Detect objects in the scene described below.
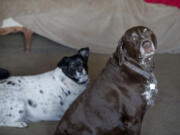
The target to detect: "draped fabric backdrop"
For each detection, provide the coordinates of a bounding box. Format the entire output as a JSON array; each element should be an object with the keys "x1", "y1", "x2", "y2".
[{"x1": 1, "y1": 0, "x2": 180, "y2": 54}]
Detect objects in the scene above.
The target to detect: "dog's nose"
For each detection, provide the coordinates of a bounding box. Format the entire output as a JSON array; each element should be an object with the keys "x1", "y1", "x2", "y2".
[
  {"x1": 142, "y1": 41, "x2": 152, "y2": 49},
  {"x1": 78, "y1": 67, "x2": 83, "y2": 72},
  {"x1": 142, "y1": 41, "x2": 154, "y2": 53}
]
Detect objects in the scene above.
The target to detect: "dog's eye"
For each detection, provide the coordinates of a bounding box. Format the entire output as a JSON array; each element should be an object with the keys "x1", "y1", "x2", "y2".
[
  {"x1": 131, "y1": 33, "x2": 139, "y2": 41},
  {"x1": 143, "y1": 28, "x2": 152, "y2": 38}
]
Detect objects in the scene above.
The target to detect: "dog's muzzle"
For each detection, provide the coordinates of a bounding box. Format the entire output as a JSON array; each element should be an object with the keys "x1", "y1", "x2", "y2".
[{"x1": 142, "y1": 40, "x2": 154, "y2": 54}]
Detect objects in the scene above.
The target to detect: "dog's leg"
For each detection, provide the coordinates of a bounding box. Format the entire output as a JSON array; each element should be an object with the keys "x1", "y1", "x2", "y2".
[
  {"x1": 0, "y1": 94, "x2": 28, "y2": 128},
  {"x1": 22, "y1": 27, "x2": 33, "y2": 53},
  {"x1": 0, "y1": 122, "x2": 28, "y2": 128}
]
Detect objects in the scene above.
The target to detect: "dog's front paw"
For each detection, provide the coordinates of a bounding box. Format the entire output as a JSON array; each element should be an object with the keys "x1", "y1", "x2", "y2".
[
  {"x1": 0, "y1": 122, "x2": 29, "y2": 128},
  {"x1": 18, "y1": 122, "x2": 29, "y2": 128}
]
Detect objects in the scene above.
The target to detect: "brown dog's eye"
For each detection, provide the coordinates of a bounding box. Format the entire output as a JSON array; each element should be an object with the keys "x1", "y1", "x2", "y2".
[
  {"x1": 131, "y1": 33, "x2": 139, "y2": 42},
  {"x1": 143, "y1": 28, "x2": 152, "y2": 38}
]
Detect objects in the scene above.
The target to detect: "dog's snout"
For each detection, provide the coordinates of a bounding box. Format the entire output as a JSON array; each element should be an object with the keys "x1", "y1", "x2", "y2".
[
  {"x1": 78, "y1": 67, "x2": 83, "y2": 72},
  {"x1": 142, "y1": 41, "x2": 152, "y2": 49},
  {"x1": 142, "y1": 40, "x2": 154, "y2": 54}
]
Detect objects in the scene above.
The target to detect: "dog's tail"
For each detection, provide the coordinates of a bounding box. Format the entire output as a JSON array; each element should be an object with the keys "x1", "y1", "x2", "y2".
[{"x1": 0, "y1": 68, "x2": 10, "y2": 80}]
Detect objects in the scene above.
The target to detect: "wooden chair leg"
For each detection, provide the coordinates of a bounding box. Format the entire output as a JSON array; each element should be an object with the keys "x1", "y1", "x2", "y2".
[
  {"x1": 22, "y1": 27, "x2": 33, "y2": 53},
  {"x1": 0, "y1": 27, "x2": 33, "y2": 53}
]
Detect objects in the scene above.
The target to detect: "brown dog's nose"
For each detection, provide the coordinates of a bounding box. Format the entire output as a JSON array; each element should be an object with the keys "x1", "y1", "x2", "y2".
[
  {"x1": 142, "y1": 41, "x2": 151, "y2": 49},
  {"x1": 142, "y1": 41, "x2": 154, "y2": 53}
]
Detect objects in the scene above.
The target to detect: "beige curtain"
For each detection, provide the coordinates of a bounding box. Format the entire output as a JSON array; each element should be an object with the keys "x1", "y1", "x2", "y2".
[{"x1": 1, "y1": 0, "x2": 180, "y2": 54}]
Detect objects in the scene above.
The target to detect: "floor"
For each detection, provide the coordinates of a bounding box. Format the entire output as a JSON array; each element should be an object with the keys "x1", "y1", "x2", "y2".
[{"x1": 0, "y1": 33, "x2": 180, "y2": 135}]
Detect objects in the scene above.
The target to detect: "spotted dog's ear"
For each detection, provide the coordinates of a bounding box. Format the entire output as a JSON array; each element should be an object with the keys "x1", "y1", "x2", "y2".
[
  {"x1": 57, "y1": 57, "x2": 70, "y2": 68},
  {"x1": 78, "y1": 47, "x2": 90, "y2": 62},
  {"x1": 113, "y1": 37, "x2": 125, "y2": 66}
]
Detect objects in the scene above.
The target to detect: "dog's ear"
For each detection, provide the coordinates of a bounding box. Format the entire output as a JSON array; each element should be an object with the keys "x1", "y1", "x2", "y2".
[
  {"x1": 151, "y1": 33, "x2": 157, "y2": 49},
  {"x1": 57, "y1": 57, "x2": 70, "y2": 68},
  {"x1": 78, "y1": 47, "x2": 89, "y2": 62},
  {"x1": 113, "y1": 37, "x2": 125, "y2": 65}
]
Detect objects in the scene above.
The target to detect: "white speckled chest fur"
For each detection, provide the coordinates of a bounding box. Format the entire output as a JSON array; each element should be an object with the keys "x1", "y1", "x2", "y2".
[{"x1": 142, "y1": 74, "x2": 158, "y2": 106}]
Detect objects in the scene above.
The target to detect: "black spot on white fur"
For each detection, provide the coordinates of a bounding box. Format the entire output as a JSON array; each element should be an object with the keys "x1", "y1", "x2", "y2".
[
  {"x1": 64, "y1": 90, "x2": 71, "y2": 96},
  {"x1": 7, "y1": 81, "x2": 15, "y2": 86},
  {"x1": 60, "y1": 101, "x2": 64, "y2": 106},
  {"x1": 61, "y1": 77, "x2": 65, "y2": 82},
  {"x1": 28, "y1": 100, "x2": 37, "y2": 108},
  {"x1": 61, "y1": 88, "x2": 68, "y2": 96},
  {"x1": 68, "y1": 91, "x2": 71, "y2": 95},
  {"x1": 39, "y1": 90, "x2": 44, "y2": 94},
  {"x1": 19, "y1": 110, "x2": 23, "y2": 114},
  {"x1": 65, "y1": 92, "x2": 68, "y2": 96},
  {"x1": 58, "y1": 95, "x2": 62, "y2": 99}
]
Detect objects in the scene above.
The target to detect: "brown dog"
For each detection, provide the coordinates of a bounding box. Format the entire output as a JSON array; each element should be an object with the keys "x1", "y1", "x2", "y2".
[{"x1": 54, "y1": 26, "x2": 158, "y2": 135}]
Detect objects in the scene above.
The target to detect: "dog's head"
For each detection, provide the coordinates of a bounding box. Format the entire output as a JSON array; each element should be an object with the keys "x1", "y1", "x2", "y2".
[
  {"x1": 58, "y1": 47, "x2": 89, "y2": 84},
  {"x1": 114, "y1": 26, "x2": 157, "y2": 68}
]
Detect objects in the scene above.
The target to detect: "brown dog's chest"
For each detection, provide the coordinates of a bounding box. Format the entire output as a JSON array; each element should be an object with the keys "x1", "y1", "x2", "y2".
[
  {"x1": 83, "y1": 69, "x2": 148, "y2": 125},
  {"x1": 142, "y1": 75, "x2": 158, "y2": 106},
  {"x1": 119, "y1": 64, "x2": 158, "y2": 106}
]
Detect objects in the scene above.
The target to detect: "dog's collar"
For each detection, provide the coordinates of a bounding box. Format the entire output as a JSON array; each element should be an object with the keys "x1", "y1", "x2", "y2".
[
  {"x1": 123, "y1": 62, "x2": 152, "y2": 80},
  {"x1": 110, "y1": 57, "x2": 152, "y2": 80},
  {"x1": 119, "y1": 49, "x2": 154, "y2": 79}
]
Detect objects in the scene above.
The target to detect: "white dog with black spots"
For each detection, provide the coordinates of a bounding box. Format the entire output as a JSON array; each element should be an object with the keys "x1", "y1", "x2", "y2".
[{"x1": 0, "y1": 47, "x2": 89, "y2": 128}]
